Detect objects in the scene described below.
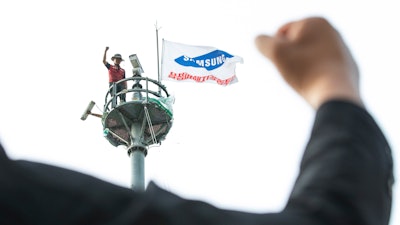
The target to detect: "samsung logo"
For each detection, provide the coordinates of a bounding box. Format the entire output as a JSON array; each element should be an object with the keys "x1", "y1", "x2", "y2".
[{"x1": 174, "y1": 50, "x2": 234, "y2": 71}]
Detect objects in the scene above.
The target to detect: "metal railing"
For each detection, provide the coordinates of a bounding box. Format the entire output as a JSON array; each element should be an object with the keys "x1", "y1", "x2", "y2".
[{"x1": 103, "y1": 76, "x2": 170, "y2": 112}]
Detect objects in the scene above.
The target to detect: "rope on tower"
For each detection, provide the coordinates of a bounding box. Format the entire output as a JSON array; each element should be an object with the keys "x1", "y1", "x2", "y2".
[
  {"x1": 104, "y1": 128, "x2": 129, "y2": 146},
  {"x1": 95, "y1": 102, "x2": 104, "y2": 114},
  {"x1": 144, "y1": 105, "x2": 157, "y2": 145}
]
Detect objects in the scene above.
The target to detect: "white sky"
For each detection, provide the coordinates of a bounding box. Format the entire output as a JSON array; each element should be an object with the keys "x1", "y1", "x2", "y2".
[{"x1": 0, "y1": 0, "x2": 399, "y2": 224}]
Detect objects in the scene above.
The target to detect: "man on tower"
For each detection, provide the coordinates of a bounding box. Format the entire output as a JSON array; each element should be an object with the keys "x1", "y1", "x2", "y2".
[{"x1": 103, "y1": 46, "x2": 127, "y2": 104}]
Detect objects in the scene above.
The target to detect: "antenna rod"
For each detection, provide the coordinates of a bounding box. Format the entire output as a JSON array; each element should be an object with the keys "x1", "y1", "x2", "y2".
[{"x1": 155, "y1": 22, "x2": 161, "y2": 94}]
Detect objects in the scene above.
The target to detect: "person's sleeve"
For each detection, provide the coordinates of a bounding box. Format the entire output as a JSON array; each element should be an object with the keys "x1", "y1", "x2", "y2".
[
  {"x1": 105, "y1": 62, "x2": 110, "y2": 69},
  {"x1": 285, "y1": 100, "x2": 394, "y2": 225}
]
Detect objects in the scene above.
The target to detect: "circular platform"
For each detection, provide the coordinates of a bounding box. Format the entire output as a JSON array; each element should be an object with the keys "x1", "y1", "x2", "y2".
[{"x1": 102, "y1": 99, "x2": 173, "y2": 148}]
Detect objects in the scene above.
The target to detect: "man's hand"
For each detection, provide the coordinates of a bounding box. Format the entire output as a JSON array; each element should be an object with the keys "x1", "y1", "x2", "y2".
[
  {"x1": 255, "y1": 17, "x2": 363, "y2": 109},
  {"x1": 103, "y1": 47, "x2": 109, "y2": 64}
]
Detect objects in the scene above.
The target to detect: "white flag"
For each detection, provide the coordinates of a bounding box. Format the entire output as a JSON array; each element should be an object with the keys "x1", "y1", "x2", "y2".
[{"x1": 161, "y1": 39, "x2": 243, "y2": 86}]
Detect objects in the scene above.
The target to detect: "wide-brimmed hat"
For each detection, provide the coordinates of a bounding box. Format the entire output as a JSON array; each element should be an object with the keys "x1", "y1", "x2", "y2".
[{"x1": 111, "y1": 54, "x2": 124, "y2": 61}]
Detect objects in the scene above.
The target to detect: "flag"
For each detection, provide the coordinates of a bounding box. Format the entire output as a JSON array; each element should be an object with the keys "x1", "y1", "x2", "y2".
[{"x1": 161, "y1": 39, "x2": 243, "y2": 86}]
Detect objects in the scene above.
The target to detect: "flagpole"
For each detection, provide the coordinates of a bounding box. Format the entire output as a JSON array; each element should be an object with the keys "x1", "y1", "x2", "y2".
[{"x1": 155, "y1": 22, "x2": 162, "y2": 94}]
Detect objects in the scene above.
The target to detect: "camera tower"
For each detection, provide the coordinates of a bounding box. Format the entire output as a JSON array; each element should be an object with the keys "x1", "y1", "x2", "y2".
[{"x1": 81, "y1": 26, "x2": 173, "y2": 192}]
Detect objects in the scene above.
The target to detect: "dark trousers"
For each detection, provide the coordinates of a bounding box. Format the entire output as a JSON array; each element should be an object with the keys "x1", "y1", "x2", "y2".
[{"x1": 109, "y1": 82, "x2": 126, "y2": 102}]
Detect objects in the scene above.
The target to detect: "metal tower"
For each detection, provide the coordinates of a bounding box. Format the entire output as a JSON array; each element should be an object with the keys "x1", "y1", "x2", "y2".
[{"x1": 81, "y1": 54, "x2": 174, "y2": 192}]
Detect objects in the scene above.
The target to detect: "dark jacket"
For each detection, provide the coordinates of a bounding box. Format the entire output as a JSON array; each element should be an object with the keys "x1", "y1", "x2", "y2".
[{"x1": 0, "y1": 100, "x2": 393, "y2": 225}]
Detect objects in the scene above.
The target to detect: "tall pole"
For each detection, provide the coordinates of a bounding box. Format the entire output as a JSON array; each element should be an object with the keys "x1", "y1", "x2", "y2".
[
  {"x1": 155, "y1": 22, "x2": 162, "y2": 95},
  {"x1": 130, "y1": 149, "x2": 145, "y2": 191},
  {"x1": 129, "y1": 120, "x2": 147, "y2": 192}
]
